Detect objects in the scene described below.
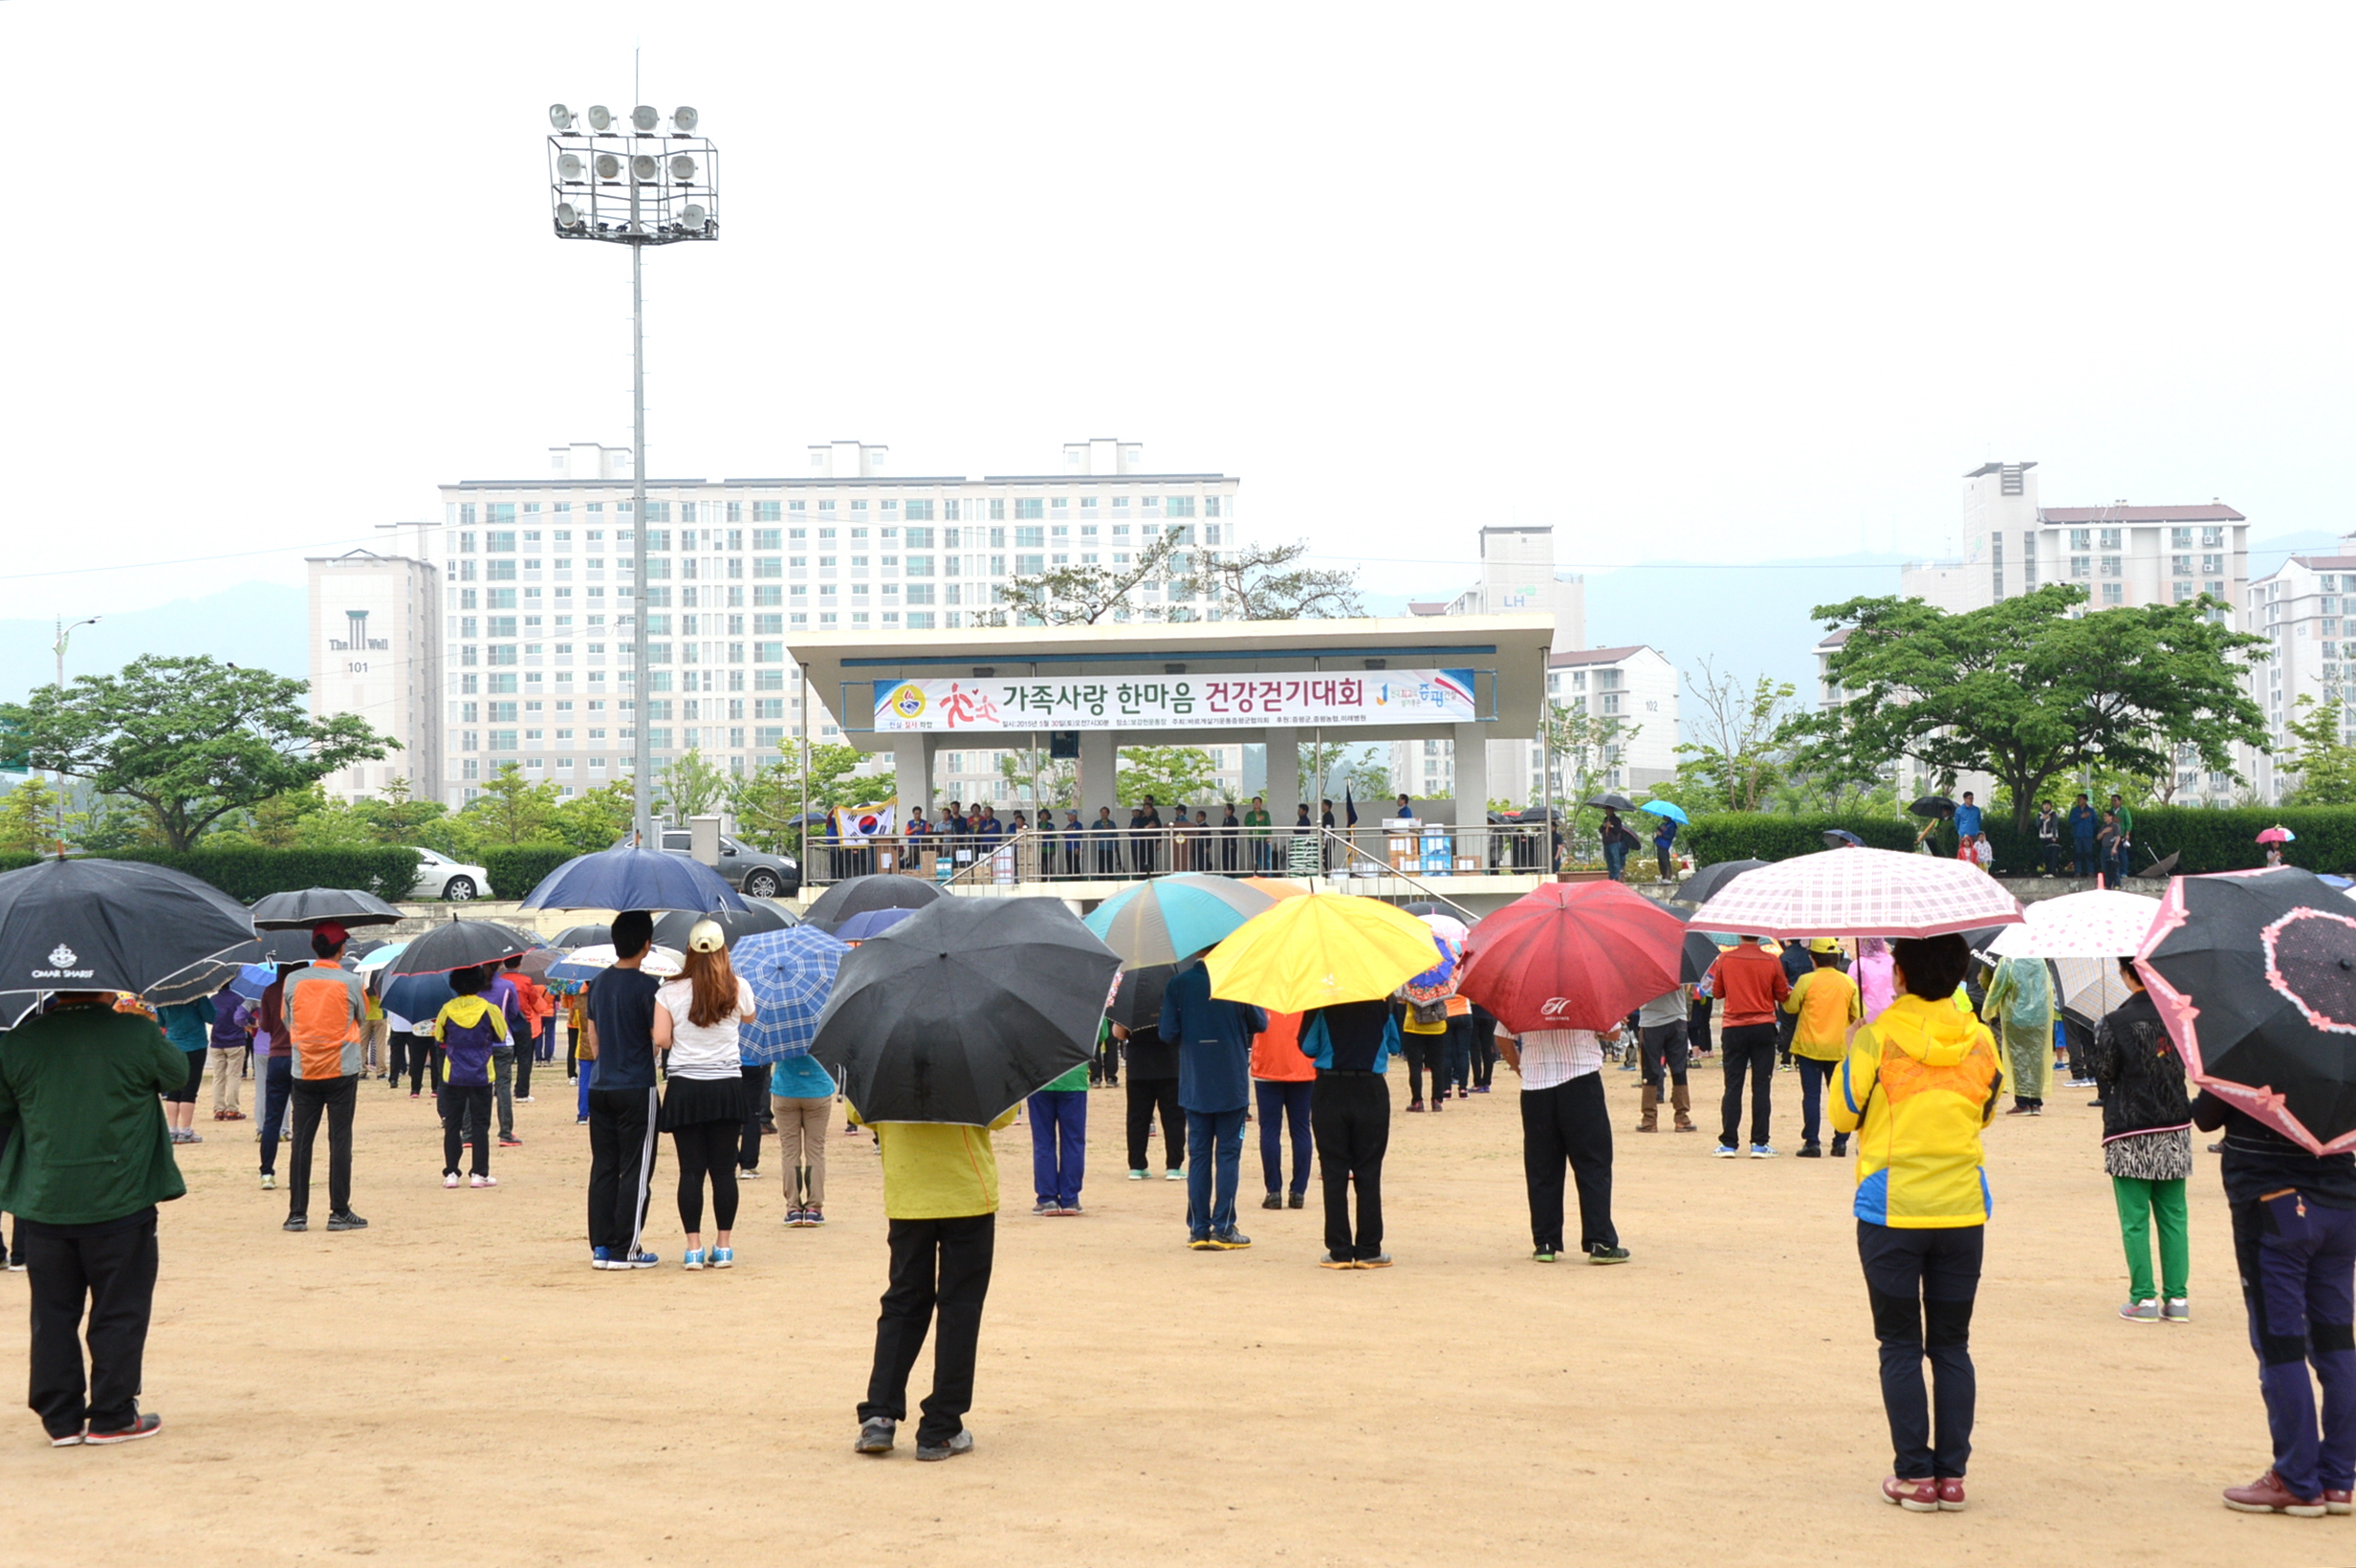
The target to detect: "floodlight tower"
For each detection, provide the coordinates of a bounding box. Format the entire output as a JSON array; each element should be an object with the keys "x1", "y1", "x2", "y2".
[{"x1": 546, "y1": 101, "x2": 719, "y2": 847}]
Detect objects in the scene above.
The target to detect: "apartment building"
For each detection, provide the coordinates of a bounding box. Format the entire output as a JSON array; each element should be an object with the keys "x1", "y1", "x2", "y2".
[
  {"x1": 306, "y1": 551, "x2": 442, "y2": 802},
  {"x1": 1539, "y1": 645, "x2": 1680, "y2": 796},
  {"x1": 2242, "y1": 543, "x2": 2356, "y2": 804}
]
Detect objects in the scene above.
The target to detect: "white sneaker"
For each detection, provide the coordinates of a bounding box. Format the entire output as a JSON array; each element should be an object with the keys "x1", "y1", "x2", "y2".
[
  {"x1": 1166, "y1": 1167, "x2": 1186, "y2": 1182},
  {"x1": 444, "y1": 1173, "x2": 461, "y2": 1189},
  {"x1": 470, "y1": 1174, "x2": 497, "y2": 1188}
]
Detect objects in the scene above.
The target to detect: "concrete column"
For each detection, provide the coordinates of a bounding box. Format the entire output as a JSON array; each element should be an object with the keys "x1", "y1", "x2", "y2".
[
  {"x1": 892, "y1": 733, "x2": 934, "y2": 818},
  {"x1": 1452, "y1": 724, "x2": 1489, "y2": 835},
  {"x1": 1263, "y1": 728, "x2": 1298, "y2": 821},
  {"x1": 1079, "y1": 730, "x2": 1119, "y2": 817}
]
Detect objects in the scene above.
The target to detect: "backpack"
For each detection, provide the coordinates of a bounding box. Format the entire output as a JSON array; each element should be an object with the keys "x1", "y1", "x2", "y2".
[{"x1": 1407, "y1": 996, "x2": 1450, "y2": 1028}]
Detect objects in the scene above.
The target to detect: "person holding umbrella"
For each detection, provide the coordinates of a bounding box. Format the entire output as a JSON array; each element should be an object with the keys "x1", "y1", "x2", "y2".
[
  {"x1": 654, "y1": 921, "x2": 757, "y2": 1270},
  {"x1": 1160, "y1": 956, "x2": 1269, "y2": 1251},
  {"x1": 1494, "y1": 1017, "x2": 1629, "y2": 1264},
  {"x1": 2086, "y1": 959, "x2": 2192, "y2": 1324},
  {"x1": 1829, "y1": 933, "x2": 2002, "y2": 1514}
]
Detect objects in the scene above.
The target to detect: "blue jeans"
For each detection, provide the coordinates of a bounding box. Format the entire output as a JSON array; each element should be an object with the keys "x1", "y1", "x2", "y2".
[
  {"x1": 1603, "y1": 840, "x2": 1628, "y2": 882},
  {"x1": 1185, "y1": 1106, "x2": 1247, "y2": 1239},
  {"x1": 1797, "y1": 1056, "x2": 1835, "y2": 1147},
  {"x1": 255, "y1": 1056, "x2": 294, "y2": 1174},
  {"x1": 1027, "y1": 1089, "x2": 1087, "y2": 1209},
  {"x1": 1254, "y1": 1079, "x2": 1314, "y2": 1197},
  {"x1": 2233, "y1": 1194, "x2": 2356, "y2": 1499},
  {"x1": 577, "y1": 1053, "x2": 596, "y2": 1121},
  {"x1": 2073, "y1": 842, "x2": 2097, "y2": 877}
]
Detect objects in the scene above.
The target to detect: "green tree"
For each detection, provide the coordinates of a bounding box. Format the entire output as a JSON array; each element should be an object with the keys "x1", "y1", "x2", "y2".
[
  {"x1": 2283, "y1": 696, "x2": 2356, "y2": 806},
  {"x1": 1797, "y1": 586, "x2": 2269, "y2": 835},
  {"x1": 0, "y1": 655, "x2": 393, "y2": 851},
  {"x1": 731, "y1": 741, "x2": 870, "y2": 855},
  {"x1": 1672, "y1": 658, "x2": 1797, "y2": 814},
  {"x1": 1117, "y1": 745, "x2": 1219, "y2": 808},
  {"x1": 0, "y1": 777, "x2": 65, "y2": 854},
  {"x1": 548, "y1": 780, "x2": 640, "y2": 853},
  {"x1": 985, "y1": 533, "x2": 1185, "y2": 627},
  {"x1": 462, "y1": 763, "x2": 560, "y2": 846},
  {"x1": 355, "y1": 776, "x2": 449, "y2": 845},
  {"x1": 996, "y1": 749, "x2": 1078, "y2": 813},
  {"x1": 656, "y1": 749, "x2": 731, "y2": 822},
  {"x1": 1541, "y1": 700, "x2": 1642, "y2": 811},
  {"x1": 1182, "y1": 540, "x2": 1363, "y2": 620}
]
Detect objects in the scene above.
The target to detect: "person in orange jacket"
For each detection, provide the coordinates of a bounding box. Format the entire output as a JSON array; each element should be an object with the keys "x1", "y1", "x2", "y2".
[{"x1": 1251, "y1": 1011, "x2": 1314, "y2": 1209}]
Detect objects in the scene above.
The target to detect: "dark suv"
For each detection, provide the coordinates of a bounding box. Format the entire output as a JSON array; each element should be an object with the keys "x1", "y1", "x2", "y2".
[{"x1": 653, "y1": 829, "x2": 800, "y2": 898}]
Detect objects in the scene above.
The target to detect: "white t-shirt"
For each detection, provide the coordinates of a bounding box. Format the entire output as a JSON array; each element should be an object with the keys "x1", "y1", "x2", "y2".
[
  {"x1": 655, "y1": 977, "x2": 755, "y2": 1080},
  {"x1": 1514, "y1": 1029, "x2": 1604, "y2": 1092}
]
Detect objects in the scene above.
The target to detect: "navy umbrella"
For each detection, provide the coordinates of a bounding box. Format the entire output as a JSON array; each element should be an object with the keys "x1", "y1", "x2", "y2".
[
  {"x1": 802, "y1": 874, "x2": 944, "y2": 934},
  {"x1": 381, "y1": 970, "x2": 458, "y2": 1033},
  {"x1": 550, "y1": 923, "x2": 615, "y2": 949},
  {"x1": 516, "y1": 845, "x2": 750, "y2": 914},
  {"x1": 811, "y1": 897, "x2": 1120, "y2": 1125},
  {"x1": 1672, "y1": 859, "x2": 1770, "y2": 908}
]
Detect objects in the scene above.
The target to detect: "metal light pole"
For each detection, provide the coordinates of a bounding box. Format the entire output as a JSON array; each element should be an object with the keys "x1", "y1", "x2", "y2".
[
  {"x1": 50, "y1": 616, "x2": 98, "y2": 856},
  {"x1": 547, "y1": 101, "x2": 719, "y2": 845}
]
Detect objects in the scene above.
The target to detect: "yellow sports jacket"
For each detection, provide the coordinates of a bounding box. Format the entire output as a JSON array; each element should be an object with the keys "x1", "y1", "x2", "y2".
[{"x1": 1831, "y1": 993, "x2": 2002, "y2": 1229}]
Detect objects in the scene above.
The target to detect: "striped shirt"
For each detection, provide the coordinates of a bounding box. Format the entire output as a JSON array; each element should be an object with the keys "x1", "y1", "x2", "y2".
[{"x1": 1515, "y1": 1029, "x2": 1604, "y2": 1092}]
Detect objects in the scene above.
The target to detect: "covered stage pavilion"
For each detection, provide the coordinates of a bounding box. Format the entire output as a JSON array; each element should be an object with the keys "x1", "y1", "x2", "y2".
[{"x1": 785, "y1": 613, "x2": 1560, "y2": 909}]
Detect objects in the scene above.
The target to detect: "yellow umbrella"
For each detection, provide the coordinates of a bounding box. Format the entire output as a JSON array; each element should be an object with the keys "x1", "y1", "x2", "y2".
[{"x1": 1204, "y1": 892, "x2": 1441, "y2": 1012}]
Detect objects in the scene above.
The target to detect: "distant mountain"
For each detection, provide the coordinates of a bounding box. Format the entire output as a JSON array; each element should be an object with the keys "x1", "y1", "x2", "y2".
[{"x1": 0, "y1": 582, "x2": 309, "y2": 702}]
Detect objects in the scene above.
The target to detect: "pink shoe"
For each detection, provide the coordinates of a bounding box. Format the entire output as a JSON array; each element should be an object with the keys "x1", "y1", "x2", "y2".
[
  {"x1": 1881, "y1": 1476, "x2": 1938, "y2": 1513},
  {"x1": 1936, "y1": 1478, "x2": 1966, "y2": 1512},
  {"x1": 443, "y1": 1173, "x2": 460, "y2": 1188},
  {"x1": 2224, "y1": 1470, "x2": 2325, "y2": 1516}
]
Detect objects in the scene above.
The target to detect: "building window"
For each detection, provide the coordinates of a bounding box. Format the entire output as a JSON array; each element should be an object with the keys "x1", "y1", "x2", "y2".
[
  {"x1": 2069, "y1": 555, "x2": 2091, "y2": 580},
  {"x1": 2101, "y1": 556, "x2": 2122, "y2": 577},
  {"x1": 1014, "y1": 498, "x2": 1042, "y2": 519},
  {"x1": 2098, "y1": 528, "x2": 2121, "y2": 550},
  {"x1": 2102, "y1": 582, "x2": 2124, "y2": 606},
  {"x1": 753, "y1": 501, "x2": 781, "y2": 522},
  {"x1": 1166, "y1": 496, "x2": 1196, "y2": 518}
]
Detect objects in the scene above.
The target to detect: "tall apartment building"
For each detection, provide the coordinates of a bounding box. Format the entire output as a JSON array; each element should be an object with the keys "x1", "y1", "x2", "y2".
[
  {"x1": 2241, "y1": 542, "x2": 2356, "y2": 804},
  {"x1": 306, "y1": 551, "x2": 443, "y2": 801},
  {"x1": 365, "y1": 438, "x2": 1246, "y2": 808},
  {"x1": 1540, "y1": 645, "x2": 1680, "y2": 795},
  {"x1": 1400, "y1": 526, "x2": 1609, "y2": 805}
]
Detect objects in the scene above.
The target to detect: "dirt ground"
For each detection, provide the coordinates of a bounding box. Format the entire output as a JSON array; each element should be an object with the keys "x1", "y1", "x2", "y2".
[{"x1": 0, "y1": 1049, "x2": 2325, "y2": 1567}]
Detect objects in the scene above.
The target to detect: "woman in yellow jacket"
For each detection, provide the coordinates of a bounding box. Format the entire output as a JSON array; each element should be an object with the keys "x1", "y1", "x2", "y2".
[{"x1": 1830, "y1": 932, "x2": 2003, "y2": 1516}]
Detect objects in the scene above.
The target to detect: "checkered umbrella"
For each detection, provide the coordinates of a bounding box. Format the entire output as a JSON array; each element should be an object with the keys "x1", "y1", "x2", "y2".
[
  {"x1": 1684, "y1": 846, "x2": 2025, "y2": 941},
  {"x1": 732, "y1": 924, "x2": 853, "y2": 1064}
]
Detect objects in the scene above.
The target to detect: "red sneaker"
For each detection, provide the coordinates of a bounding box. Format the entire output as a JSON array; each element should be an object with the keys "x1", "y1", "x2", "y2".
[
  {"x1": 2223, "y1": 1470, "x2": 2326, "y2": 1516},
  {"x1": 2325, "y1": 1489, "x2": 2352, "y2": 1515},
  {"x1": 1882, "y1": 1476, "x2": 1938, "y2": 1513},
  {"x1": 1937, "y1": 1478, "x2": 1967, "y2": 1512}
]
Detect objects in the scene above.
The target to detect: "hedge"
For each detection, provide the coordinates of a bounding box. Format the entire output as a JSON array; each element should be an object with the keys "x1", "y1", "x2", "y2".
[
  {"x1": 1685, "y1": 807, "x2": 2356, "y2": 878},
  {"x1": 0, "y1": 847, "x2": 423, "y2": 903},
  {"x1": 480, "y1": 845, "x2": 578, "y2": 903}
]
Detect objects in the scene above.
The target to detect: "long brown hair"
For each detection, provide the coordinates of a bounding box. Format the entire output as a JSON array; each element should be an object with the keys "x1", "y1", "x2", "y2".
[{"x1": 679, "y1": 943, "x2": 741, "y2": 1029}]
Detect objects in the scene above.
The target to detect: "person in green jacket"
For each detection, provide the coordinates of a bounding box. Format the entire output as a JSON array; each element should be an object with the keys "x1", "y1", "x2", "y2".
[
  {"x1": 1243, "y1": 796, "x2": 1274, "y2": 871},
  {"x1": 0, "y1": 993, "x2": 188, "y2": 1447}
]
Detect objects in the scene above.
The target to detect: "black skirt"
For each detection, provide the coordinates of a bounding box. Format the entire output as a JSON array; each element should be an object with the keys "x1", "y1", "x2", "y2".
[{"x1": 659, "y1": 1071, "x2": 753, "y2": 1130}]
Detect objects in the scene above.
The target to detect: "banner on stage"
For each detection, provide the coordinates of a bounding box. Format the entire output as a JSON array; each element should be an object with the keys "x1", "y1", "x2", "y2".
[{"x1": 872, "y1": 669, "x2": 1477, "y2": 732}]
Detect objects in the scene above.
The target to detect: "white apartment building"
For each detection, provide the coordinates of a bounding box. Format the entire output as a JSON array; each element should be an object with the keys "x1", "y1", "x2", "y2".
[
  {"x1": 1401, "y1": 525, "x2": 1598, "y2": 805},
  {"x1": 2241, "y1": 543, "x2": 2356, "y2": 804},
  {"x1": 1540, "y1": 645, "x2": 1680, "y2": 796},
  {"x1": 369, "y1": 438, "x2": 1246, "y2": 808},
  {"x1": 306, "y1": 551, "x2": 442, "y2": 802},
  {"x1": 1937, "y1": 461, "x2": 2248, "y2": 625}
]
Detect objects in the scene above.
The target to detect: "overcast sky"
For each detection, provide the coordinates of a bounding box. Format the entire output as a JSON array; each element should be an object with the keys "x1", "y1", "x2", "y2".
[{"x1": 6, "y1": 3, "x2": 2351, "y2": 627}]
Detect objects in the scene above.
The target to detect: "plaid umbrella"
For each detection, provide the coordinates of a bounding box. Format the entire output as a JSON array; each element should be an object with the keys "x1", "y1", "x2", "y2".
[
  {"x1": 2052, "y1": 954, "x2": 2133, "y2": 1028},
  {"x1": 1990, "y1": 889, "x2": 2161, "y2": 960},
  {"x1": 1686, "y1": 847, "x2": 2025, "y2": 941},
  {"x1": 733, "y1": 925, "x2": 853, "y2": 1064}
]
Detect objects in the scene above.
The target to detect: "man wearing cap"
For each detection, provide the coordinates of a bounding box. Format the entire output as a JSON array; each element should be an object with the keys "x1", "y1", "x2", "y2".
[
  {"x1": 1782, "y1": 938, "x2": 1862, "y2": 1159},
  {"x1": 280, "y1": 923, "x2": 370, "y2": 1232}
]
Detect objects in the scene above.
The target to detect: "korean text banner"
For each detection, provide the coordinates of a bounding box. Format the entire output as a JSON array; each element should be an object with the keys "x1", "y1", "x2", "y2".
[{"x1": 872, "y1": 670, "x2": 1478, "y2": 732}]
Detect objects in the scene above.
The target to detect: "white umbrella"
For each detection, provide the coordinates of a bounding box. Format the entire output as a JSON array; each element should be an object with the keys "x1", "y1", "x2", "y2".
[
  {"x1": 1686, "y1": 847, "x2": 2025, "y2": 940},
  {"x1": 1989, "y1": 889, "x2": 2161, "y2": 960}
]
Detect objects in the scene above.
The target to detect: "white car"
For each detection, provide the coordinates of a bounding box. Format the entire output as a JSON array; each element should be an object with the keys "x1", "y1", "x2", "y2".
[{"x1": 409, "y1": 847, "x2": 493, "y2": 902}]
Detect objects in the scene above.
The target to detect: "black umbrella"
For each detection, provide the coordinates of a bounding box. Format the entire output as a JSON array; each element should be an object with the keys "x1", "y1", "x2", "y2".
[
  {"x1": 1909, "y1": 795, "x2": 1957, "y2": 819},
  {"x1": 650, "y1": 902, "x2": 797, "y2": 950},
  {"x1": 802, "y1": 874, "x2": 945, "y2": 934},
  {"x1": 1583, "y1": 793, "x2": 1638, "y2": 812},
  {"x1": 0, "y1": 858, "x2": 253, "y2": 998},
  {"x1": 382, "y1": 918, "x2": 537, "y2": 979},
  {"x1": 1108, "y1": 963, "x2": 1176, "y2": 1031},
  {"x1": 1673, "y1": 859, "x2": 1771, "y2": 907},
  {"x1": 2140, "y1": 866, "x2": 2356, "y2": 1153},
  {"x1": 249, "y1": 886, "x2": 404, "y2": 930},
  {"x1": 811, "y1": 896, "x2": 1121, "y2": 1125},
  {"x1": 1681, "y1": 927, "x2": 1729, "y2": 985},
  {"x1": 2145, "y1": 850, "x2": 2182, "y2": 880},
  {"x1": 1515, "y1": 807, "x2": 1558, "y2": 824},
  {"x1": 550, "y1": 923, "x2": 614, "y2": 949}
]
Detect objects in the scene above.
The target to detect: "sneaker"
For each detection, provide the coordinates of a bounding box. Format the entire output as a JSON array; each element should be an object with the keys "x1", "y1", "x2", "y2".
[
  {"x1": 1127, "y1": 1169, "x2": 1146, "y2": 1181},
  {"x1": 1714, "y1": 1143, "x2": 1740, "y2": 1159},
  {"x1": 1936, "y1": 1477, "x2": 1967, "y2": 1512},
  {"x1": 499, "y1": 1136, "x2": 522, "y2": 1147},
  {"x1": 1881, "y1": 1475, "x2": 1939, "y2": 1513},
  {"x1": 1586, "y1": 1243, "x2": 1631, "y2": 1265},
  {"x1": 2163, "y1": 1298, "x2": 2191, "y2": 1323},
  {"x1": 470, "y1": 1174, "x2": 497, "y2": 1188},
  {"x1": 1165, "y1": 1167, "x2": 1186, "y2": 1182},
  {"x1": 1320, "y1": 1252, "x2": 1357, "y2": 1269},
  {"x1": 2224, "y1": 1470, "x2": 2327, "y2": 1515},
  {"x1": 7, "y1": 1252, "x2": 24, "y2": 1272},
  {"x1": 259, "y1": 1173, "x2": 276, "y2": 1190},
  {"x1": 1532, "y1": 1247, "x2": 1559, "y2": 1263},
  {"x1": 1261, "y1": 1192, "x2": 1283, "y2": 1209},
  {"x1": 2120, "y1": 1298, "x2": 2160, "y2": 1323},
  {"x1": 47, "y1": 1427, "x2": 84, "y2": 1448},
  {"x1": 1750, "y1": 1143, "x2": 1778, "y2": 1159},
  {"x1": 803, "y1": 1208, "x2": 825, "y2": 1227},
  {"x1": 1288, "y1": 1192, "x2": 1305, "y2": 1209},
  {"x1": 915, "y1": 1429, "x2": 974, "y2": 1463},
  {"x1": 1058, "y1": 1204, "x2": 1083, "y2": 1216},
  {"x1": 2326, "y1": 1489, "x2": 2353, "y2": 1515},
  {"x1": 282, "y1": 1215, "x2": 308, "y2": 1232},
  {"x1": 855, "y1": 1416, "x2": 897, "y2": 1455},
  {"x1": 1830, "y1": 1136, "x2": 1848, "y2": 1158},
  {"x1": 711, "y1": 1248, "x2": 733, "y2": 1268},
  {"x1": 84, "y1": 1413, "x2": 163, "y2": 1446},
  {"x1": 1358, "y1": 1252, "x2": 1394, "y2": 1269},
  {"x1": 1033, "y1": 1199, "x2": 1058, "y2": 1217},
  {"x1": 576, "y1": 1115, "x2": 589, "y2": 1125},
  {"x1": 515, "y1": 1096, "x2": 534, "y2": 1104},
  {"x1": 1407, "y1": 1100, "x2": 1426, "y2": 1113},
  {"x1": 785, "y1": 1208, "x2": 807, "y2": 1226},
  {"x1": 1207, "y1": 1228, "x2": 1252, "y2": 1250},
  {"x1": 1797, "y1": 1143, "x2": 1822, "y2": 1159},
  {"x1": 327, "y1": 1210, "x2": 369, "y2": 1231},
  {"x1": 443, "y1": 1173, "x2": 461, "y2": 1188},
  {"x1": 591, "y1": 1247, "x2": 616, "y2": 1271},
  {"x1": 1188, "y1": 1235, "x2": 1217, "y2": 1251},
  {"x1": 623, "y1": 1251, "x2": 660, "y2": 1270},
  {"x1": 684, "y1": 1249, "x2": 706, "y2": 1271}
]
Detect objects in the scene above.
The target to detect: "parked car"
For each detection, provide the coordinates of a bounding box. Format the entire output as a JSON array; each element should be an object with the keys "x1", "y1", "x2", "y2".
[
  {"x1": 409, "y1": 847, "x2": 493, "y2": 902},
  {"x1": 650, "y1": 828, "x2": 799, "y2": 898}
]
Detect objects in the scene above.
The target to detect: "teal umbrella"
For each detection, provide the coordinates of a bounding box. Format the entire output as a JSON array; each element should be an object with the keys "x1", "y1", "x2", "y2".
[
  {"x1": 1083, "y1": 873, "x2": 1277, "y2": 968},
  {"x1": 1638, "y1": 800, "x2": 1689, "y2": 825}
]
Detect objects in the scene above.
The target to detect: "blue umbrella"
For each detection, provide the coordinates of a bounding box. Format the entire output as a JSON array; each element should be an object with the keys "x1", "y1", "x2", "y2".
[
  {"x1": 229, "y1": 963, "x2": 280, "y2": 1001},
  {"x1": 1638, "y1": 800, "x2": 1690, "y2": 825},
  {"x1": 380, "y1": 970, "x2": 457, "y2": 1033},
  {"x1": 1822, "y1": 828, "x2": 1865, "y2": 849},
  {"x1": 835, "y1": 906, "x2": 917, "y2": 943},
  {"x1": 516, "y1": 844, "x2": 751, "y2": 914},
  {"x1": 733, "y1": 925, "x2": 852, "y2": 1063}
]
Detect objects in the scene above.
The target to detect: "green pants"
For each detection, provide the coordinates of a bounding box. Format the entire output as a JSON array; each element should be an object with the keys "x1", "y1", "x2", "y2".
[{"x1": 2111, "y1": 1175, "x2": 2189, "y2": 1302}]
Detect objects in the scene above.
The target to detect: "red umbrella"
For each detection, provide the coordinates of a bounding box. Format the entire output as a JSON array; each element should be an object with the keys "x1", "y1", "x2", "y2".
[{"x1": 1456, "y1": 881, "x2": 1685, "y2": 1033}]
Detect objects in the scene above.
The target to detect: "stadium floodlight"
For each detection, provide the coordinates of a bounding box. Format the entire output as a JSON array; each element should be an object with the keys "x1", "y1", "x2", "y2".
[
  {"x1": 672, "y1": 106, "x2": 699, "y2": 132},
  {"x1": 556, "y1": 151, "x2": 584, "y2": 182},
  {"x1": 630, "y1": 153, "x2": 658, "y2": 182},
  {"x1": 594, "y1": 151, "x2": 622, "y2": 180},
  {"x1": 679, "y1": 203, "x2": 707, "y2": 228},
  {"x1": 586, "y1": 103, "x2": 613, "y2": 131},
  {"x1": 549, "y1": 104, "x2": 575, "y2": 131},
  {"x1": 668, "y1": 153, "x2": 696, "y2": 180},
  {"x1": 556, "y1": 202, "x2": 582, "y2": 229},
  {"x1": 632, "y1": 104, "x2": 659, "y2": 132}
]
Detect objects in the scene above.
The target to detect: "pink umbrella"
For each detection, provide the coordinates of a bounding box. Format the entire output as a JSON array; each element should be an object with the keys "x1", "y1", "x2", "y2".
[
  {"x1": 2258, "y1": 826, "x2": 2295, "y2": 845},
  {"x1": 1686, "y1": 846, "x2": 2025, "y2": 940},
  {"x1": 1989, "y1": 889, "x2": 2162, "y2": 959}
]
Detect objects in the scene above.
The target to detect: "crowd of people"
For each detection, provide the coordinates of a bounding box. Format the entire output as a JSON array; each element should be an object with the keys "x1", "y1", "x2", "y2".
[{"x1": 0, "y1": 902, "x2": 2349, "y2": 1521}]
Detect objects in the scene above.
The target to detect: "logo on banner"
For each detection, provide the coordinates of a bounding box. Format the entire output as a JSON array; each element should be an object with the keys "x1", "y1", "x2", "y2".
[{"x1": 886, "y1": 683, "x2": 927, "y2": 720}]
